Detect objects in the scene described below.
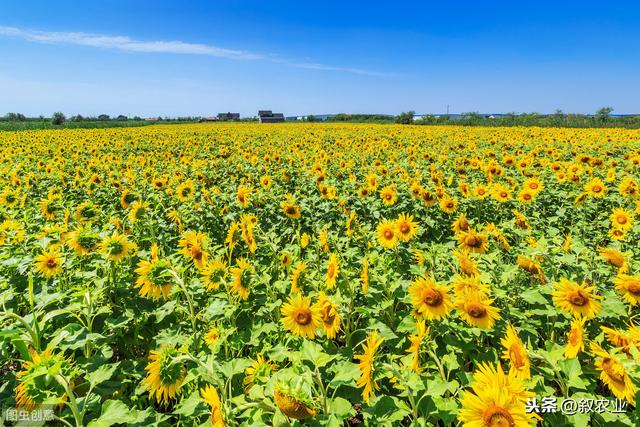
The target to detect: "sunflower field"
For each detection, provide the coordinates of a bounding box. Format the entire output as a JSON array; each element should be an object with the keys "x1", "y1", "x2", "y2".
[{"x1": 1, "y1": 123, "x2": 639, "y2": 426}]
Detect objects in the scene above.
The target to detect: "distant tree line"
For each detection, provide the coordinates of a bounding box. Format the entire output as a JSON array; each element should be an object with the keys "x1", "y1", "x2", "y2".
[{"x1": 393, "y1": 107, "x2": 640, "y2": 128}]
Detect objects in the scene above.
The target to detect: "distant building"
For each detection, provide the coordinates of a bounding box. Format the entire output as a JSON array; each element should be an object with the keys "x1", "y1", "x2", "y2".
[
  {"x1": 217, "y1": 112, "x2": 240, "y2": 121},
  {"x1": 258, "y1": 110, "x2": 285, "y2": 123},
  {"x1": 200, "y1": 117, "x2": 219, "y2": 122}
]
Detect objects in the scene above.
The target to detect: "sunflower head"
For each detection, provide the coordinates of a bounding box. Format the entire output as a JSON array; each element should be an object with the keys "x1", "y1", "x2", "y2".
[
  {"x1": 552, "y1": 278, "x2": 602, "y2": 319},
  {"x1": 273, "y1": 378, "x2": 318, "y2": 420},
  {"x1": 281, "y1": 293, "x2": 322, "y2": 339},
  {"x1": 15, "y1": 348, "x2": 74, "y2": 411},
  {"x1": 376, "y1": 219, "x2": 399, "y2": 249},
  {"x1": 144, "y1": 346, "x2": 185, "y2": 405}
]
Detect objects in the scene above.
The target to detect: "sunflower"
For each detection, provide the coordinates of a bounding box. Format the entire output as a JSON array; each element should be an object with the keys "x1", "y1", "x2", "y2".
[
  {"x1": 244, "y1": 355, "x2": 277, "y2": 391},
  {"x1": 99, "y1": 232, "x2": 135, "y2": 262},
  {"x1": 325, "y1": 253, "x2": 339, "y2": 288},
  {"x1": 120, "y1": 189, "x2": 138, "y2": 209},
  {"x1": 200, "y1": 259, "x2": 227, "y2": 291},
  {"x1": 614, "y1": 274, "x2": 640, "y2": 306},
  {"x1": 315, "y1": 292, "x2": 341, "y2": 339},
  {"x1": 516, "y1": 255, "x2": 545, "y2": 283},
  {"x1": 318, "y1": 227, "x2": 330, "y2": 252},
  {"x1": 500, "y1": 325, "x2": 530, "y2": 380},
  {"x1": 281, "y1": 194, "x2": 301, "y2": 219},
  {"x1": 229, "y1": 258, "x2": 252, "y2": 300},
  {"x1": 143, "y1": 346, "x2": 185, "y2": 405},
  {"x1": 201, "y1": 385, "x2": 226, "y2": 427},
  {"x1": 134, "y1": 256, "x2": 175, "y2": 300},
  {"x1": 590, "y1": 343, "x2": 637, "y2": 404},
  {"x1": 456, "y1": 290, "x2": 501, "y2": 329},
  {"x1": 609, "y1": 227, "x2": 626, "y2": 241},
  {"x1": 236, "y1": 185, "x2": 251, "y2": 208},
  {"x1": 260, "y1": 174, "x2": 272, "y2": 188},
  {"x1": 76, "y1": 201, "x2": 100, "y2": 223},
  {"x1": 361, "y1": 258, "x2": 369, "y2": 294},
  {"x1": 405, "y1": 319, "x2": 429, "y2": 373},
  {"x1": 584, "y1": 177, "x2": 606, "y2": 197},
  {"x1": 457, "y1": 228, "x2": 488, "y2": 254},
  {"x1": 355, "y1": 330, "x2": 384, "y2": 403},
  {"x1": 600, "y1": 326, "x2": 636, "y2": 354},
  {"x1": 290, "y1": 261, "x2": 307, "y2": 293},
  {"x1": 204, "y1": 325, "x2": 220, "y2": 346},
  {"x1": 66, "y1": 226, "x2": 99, "y2": 255},
  {"x1": 458, "y1": 362, "x2": 537, "y2": 427},
  {"x1": 34, "y1": 247, "x2": 63, "y2": 277},
  {"x1": 365, "y1": 173, "x2": 378, "y2": 190},
  {"x1": 274, "y1": 387, "x2": 317, "y2": 420},
  {"x1": 380, "y1": 185, "x2": 397, "y2": 205},
  {"x1": 176, "y1": 179, "x2": 195, "y2": 202},
  {"x1": 517, "y1": 189, "x2": 535, "y2": 204},
  {"x1": 472, "y1": 184, "x2": 489, "y2": 199},
  {"x1": 452, "y1": 214, "x2": 470, "y2": 234},
  {"x1": 300, "y1": 232, "x2": 310, "y2": 249},
  {"x1": 376, "y1": 219, "x2": 399, "y2": 249},
  {"x1": 409, "y1": 277, "x2": 453, "y2": 320},
  {"x1": 453, "y1": 250, "x2": 479, "y2": 276},
  {"x1": 564, "y1": 318, "x2": 586, "y2": 359},
  {"x1": 512, "y1": 209, "x2": 529, "y2": 230},
  {"x1": 422, "y1": 189, "x2": 437, "y2": 206},
  {"x1": 39, "y1": 194, "x2": 62, "y2": 220},
  {"x1": 452, "y1": 275, "x2": 490, "y2": 297},
  {"x1": 552, "y1": 278, "x2": 602, "y2": 319},
  {"x1": 178, "y1": 230, "x2": 209, "y2": 269},
  {"x1": 491, "y1": 184, "x2": 511, "y2": 203},
  {"x1": 128, "y1": 200, "x2": 149, "y2": 223},
  {"x1": 610, "y1": 207, "x2": 633, "y2": 231},
  {"x1": 280, "y1": 293, "x2": 322, "y2": 339},
  {"x1": 15, "y1": 348, "x2": 73, "y2": 411},
  {"x1": 598, "y1": 247, "x2": 627, "y2": 272},
  {"x1": 523, "y1": 177, "x2": 543, "y2": 194},
  {"x1": 439, "y1": 195, "x2": 458, "y2": 214},
  {"x1": 395, "y1": 213, "x2": 418, "y2": 242}
]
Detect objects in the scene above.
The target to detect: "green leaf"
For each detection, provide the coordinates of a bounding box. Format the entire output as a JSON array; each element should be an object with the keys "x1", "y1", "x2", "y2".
[
  {"x1": 367, "y1": 396, "x2": 410, "y2": 424},
  {"x1": 328, "y1": 360, "x2": 359, "y2": 388},
  {"x1": 559, "y1": 358, "x2": 587, "y2": 390},
  {"x1": 87, "y1": 400, "x2": 137, "y2": 427},
  {"x1": 329, "y1": 397, "x2": 355, "y2": 418},
  {"x1": 173, "y1": 389, "x2": 206, "y2": 417},
  {"x1": 86, "y1": 362, "x2": 119, "y2": 387},
  {"x1": 301, "y1": 340, "x2": 334, "y2": 368}
]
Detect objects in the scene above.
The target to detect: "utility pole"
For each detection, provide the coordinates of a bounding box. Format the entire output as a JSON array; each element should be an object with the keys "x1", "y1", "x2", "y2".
[{"x1": 447, "y1": 104, "x2": 450, "y2": 116}]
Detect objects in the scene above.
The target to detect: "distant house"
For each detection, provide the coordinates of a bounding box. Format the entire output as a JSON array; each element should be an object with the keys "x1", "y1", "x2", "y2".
[
  {"x1": 218, "y1": 112, "x2": 240, "y2": 121},
  {"x1": 200, "y1": 117, "x2": 219, "y2": 122},
  {"x1": 258, "y1": 110, "x2": 285, "y2": 123}
]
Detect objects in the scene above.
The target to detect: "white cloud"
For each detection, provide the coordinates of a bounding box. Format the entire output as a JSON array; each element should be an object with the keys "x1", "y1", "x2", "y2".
[{"x1": 0, "y1": 25, "x2": 393, "y2": 76}]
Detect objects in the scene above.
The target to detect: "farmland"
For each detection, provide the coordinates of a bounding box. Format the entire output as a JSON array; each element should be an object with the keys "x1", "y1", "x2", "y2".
[{"x1": 1, "y1": 123, "x2": 639, "y2": 426}]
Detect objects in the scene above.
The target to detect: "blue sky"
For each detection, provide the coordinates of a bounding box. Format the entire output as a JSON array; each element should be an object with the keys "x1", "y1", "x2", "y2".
[{"x1": 1, "y1": 0, "x2": 639, "y2": 117}]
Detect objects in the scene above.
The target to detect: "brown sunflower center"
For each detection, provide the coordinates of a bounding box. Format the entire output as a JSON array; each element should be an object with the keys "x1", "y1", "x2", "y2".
[
  {"x1": 399, "y1": 223, "x2": 410, "y2": 234},
  {"x1": 285, "y1": 206, "x2": 296, "y2": 215},
  {"x1": 191, "y1": 247, "x2": 203, "y2": 261},
  {"x1": 568, "y1": 290, "x2": 588, "y2": 306},
  {"x1": 627, "y1": 282, "x2": 640, "y2": 295},
  {"x1": 616, "y1": 215, "x2": 628, "y2": 225},
  {"x1": 383, "y1": 229, "x2": 394, "y2": 240},
  {"x1": 465, "y1": 235, "x2": 481, "y2": 247},
  {"x1": 568, "y1": 327, "x2": 581, "y2": 346},
  {"x1": 602, "y1": 358, "x2": 625, "y2": 383},
  {"x1": 423, "y1": 289, "x2": 443, "y2": 307},
  {"x1": 295, "y1": 310, "x2": 312, "y2": 326},
  {"x1": 466, "y1": 302, "x2": 487, "y2": 318},
  {"x1": 509, "y1": 345, "x2": 525, "y2": 369},
  {"x1": 483, "y1": 405, "x2": 515, "y2": 427},
  {"x1": 46, "y1": 258, "x2": 58, "y2": 269}
]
